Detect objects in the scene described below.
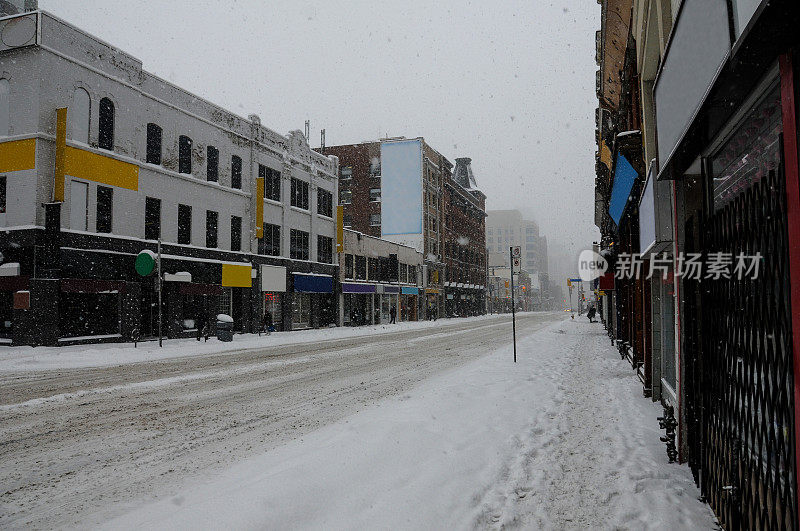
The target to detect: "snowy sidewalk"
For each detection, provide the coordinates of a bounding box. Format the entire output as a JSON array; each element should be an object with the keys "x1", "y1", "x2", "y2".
[{"x1": 104, "y1": 317, "x2": 715, "y2": 530}]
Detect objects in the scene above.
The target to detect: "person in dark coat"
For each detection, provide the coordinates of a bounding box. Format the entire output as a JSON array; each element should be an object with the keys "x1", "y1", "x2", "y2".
[
  {"x1": 587, "y1": 305, "x2": 597, "y2": 323},
  {"x1": 196, "y1": 310, "x2": 206, "y2": 341},
  {"x1": 389, "y1": 306, "x2": 397, "y2": 324}
]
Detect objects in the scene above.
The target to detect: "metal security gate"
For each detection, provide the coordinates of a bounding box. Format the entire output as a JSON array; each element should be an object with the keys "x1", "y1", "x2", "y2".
[{"x1": 698, "y1": 163, "x2": 797, "y2": 529}]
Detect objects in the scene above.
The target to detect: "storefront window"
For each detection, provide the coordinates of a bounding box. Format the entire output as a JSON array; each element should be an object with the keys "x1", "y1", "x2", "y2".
[
  {"x1": 711, "y1": 84, "x2": 781, "y2": 210},
  {"x1": 59, "y1": 292, "x2": 120, "y2": 338},
  {"x1": 218, "y1": 288, "x2": 232, "y2": 317},
  {"x1": 292, "y1": 293, "x2": 311, "y2": 329},
  {"x1": 263, "y1": 292, "x2": 282, "y2": 330}
]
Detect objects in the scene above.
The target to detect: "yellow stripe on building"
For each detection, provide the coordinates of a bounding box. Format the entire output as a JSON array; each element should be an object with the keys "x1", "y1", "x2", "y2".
[
  {"x1": 222, "y1": 264, "x2": 252, "y2": 288},
  {"x1": 0, "y1": 138, "x2": 36, "y2": 173},
  {"x1": 54, "y1": 108, "x2": 67, "y2": 202},
  {"x1": 599, "y1": 140, "x2": 612, "y2": 170},
  {"x1": 65, "y1": 145, "x2": 139, "y2": 191}
]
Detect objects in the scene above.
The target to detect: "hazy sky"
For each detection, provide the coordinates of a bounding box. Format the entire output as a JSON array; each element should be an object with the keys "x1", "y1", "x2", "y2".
[{"x1": 41, "y1": 0, "x2": 599, "y2": 278}]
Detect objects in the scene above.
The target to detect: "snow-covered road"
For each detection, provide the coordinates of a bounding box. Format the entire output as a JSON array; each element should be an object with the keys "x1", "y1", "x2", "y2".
[
  {"x1": 0, "y1": 313, "x2": 716, "y2": 529},
  {"x1": 0, "y1": 312, "x2": 561, "y2": 528}
]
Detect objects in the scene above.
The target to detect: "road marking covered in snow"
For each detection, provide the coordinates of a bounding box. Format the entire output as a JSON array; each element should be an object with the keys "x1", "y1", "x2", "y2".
[
  {"x1": 0, "y1": 356, "x2": 313, "y2": 411},
  {"x1": 406, "y1": 321, "x2": 508, "y2": 344}
]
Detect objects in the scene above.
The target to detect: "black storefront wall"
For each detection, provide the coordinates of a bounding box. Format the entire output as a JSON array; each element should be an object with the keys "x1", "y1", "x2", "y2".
[{"x1": 651, "y1": 2, "x2": 800, "y2": 527}]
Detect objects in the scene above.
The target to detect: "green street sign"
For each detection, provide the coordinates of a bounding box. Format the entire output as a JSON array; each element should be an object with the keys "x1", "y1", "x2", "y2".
[{"x1": 135, "y1": 249, "x2": 156, "y2": 276}]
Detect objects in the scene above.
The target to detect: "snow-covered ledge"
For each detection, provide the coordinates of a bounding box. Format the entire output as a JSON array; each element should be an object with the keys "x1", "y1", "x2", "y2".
[{"x1": 0, "y1": 263, "x2": 21, "y2": 277}]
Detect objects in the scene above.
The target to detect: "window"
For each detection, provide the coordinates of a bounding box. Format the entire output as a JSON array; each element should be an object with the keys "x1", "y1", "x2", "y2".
[
  {"x1": 340, "y1": 189, "x2": 352, "y2": 205},
  {"x1": 96, "y1": 186, "x2": 113, "y2": 233},
  {"x1": 340, "y1": 166, "x2": 352, "y2": 179},
  {"x1": 69, "y1": 180, "x2": 87, "y2": 230},
  {"x1": 355, "y1": 255, "x2": 367, "y2": 280},
  {"x1": 369, "y1": 188, "x2": 381, "y2": 202},
  {"x1": 146, "y1": 123, "x2": 162, "y2": 165},
  {"x1": 70, "y1": 88, "x2": 90, "y2": 143},
  {"x1": 317, "y1": 189, "x2": 333, "y2": 217},
  {"x1": 206, "y1": 210, "x2": 218, "y2": 248},
  {"x1": 343, "y1": 215, "x2": 353, "y2": 228},
  {"x1": 370, "y1": 159, "x2": 381, "y2": 176},
  {"x1": 231, "y1": 155, "x2": 242, "y2": 189},
  {"x1": 290, "y1": 177, "x2": 309, "y2": 210},
  {"x1": 206, "y1": 146, "x2": 219, "y2": 182},
  {"x1": 259, "y1": 164, "x2": 281, "y2": 201},
  {"x1": 368, "y1": 257, "x2": 379, "y2": 280},
  {"x1": 179, "y1": 135, "x2": 192, "y2": 174},
  {"x1": 317, "y1": 235, "x2": 333, "y2": 264},
  {"x1": 98, "y1": 97, "x2": 114, "y2": 150},
  {"x1": 178, "y1": 204, "x2": 192, "y2": 244},
  {"x1": 399, "y1": 263, "x2": 408, "y2": 283},
  {"x1": 145, "y1": 196, "x2": 161, "y2": 240},
  {"x1": 259, "y1": 223, "x2": 281, "y2": 256},
  {"x1": 0, "y1": 175, "x2": 6, "y2": 213},
  {"x1": 231, "y1": 215, "x2": 242, "y2": 251},
  {"x1": 370, "y1": 213, "x2": 381, "y2": 226},
  {"x1": 345, "y1": 254, "x2": 354, "y2": 279},
  {"x1": 290, "y1": 229, "x2": 309, "y2": 260}
]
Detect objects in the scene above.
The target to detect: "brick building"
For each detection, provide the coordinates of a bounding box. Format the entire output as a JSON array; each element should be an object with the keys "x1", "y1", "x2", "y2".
[
  {"x1": 322, "y1": 137, "x2": 455, "y2": 318},
  {"x1": 442, "y1": 158, "x2": 486, "y2": 316}
]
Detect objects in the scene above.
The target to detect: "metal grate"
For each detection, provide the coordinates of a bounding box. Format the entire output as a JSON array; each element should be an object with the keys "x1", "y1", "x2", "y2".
[{"x1": 700, "y1": 166, "x2": 797, "y2": 529}]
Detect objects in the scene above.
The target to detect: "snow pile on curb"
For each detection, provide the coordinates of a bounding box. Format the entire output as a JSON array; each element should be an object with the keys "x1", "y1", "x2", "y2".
[{"x1": 103, "y1": 318, "x2": 715, "y2": 530}]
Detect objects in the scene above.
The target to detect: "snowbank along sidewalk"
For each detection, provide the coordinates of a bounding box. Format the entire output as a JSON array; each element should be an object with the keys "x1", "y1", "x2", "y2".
[
  {"x1": 0, "y1": 313, "x2": 511, "y2": 372},
  {"x1": 104, "y1": 317, "x2": 716, "y2": 530}
]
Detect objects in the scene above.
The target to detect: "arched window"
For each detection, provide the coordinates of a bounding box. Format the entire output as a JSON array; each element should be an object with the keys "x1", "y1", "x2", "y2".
[
  {"x1": 98, "y1": 97, "x2": 114, "y2": 150},
  {"x1": 71, "y1": 88, "x2": 90, "y2": 143},
  {"x1": 179, "y1": 135, "x2": 192, "y2": 174},
  {"x1": 0, "y1": 79, "x2": 9, "y2": 137}
]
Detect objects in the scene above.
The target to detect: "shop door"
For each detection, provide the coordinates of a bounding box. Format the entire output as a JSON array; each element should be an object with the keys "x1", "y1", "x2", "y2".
[{"x1": 292, "y1": 293, "x2": 310, "y2": 329}]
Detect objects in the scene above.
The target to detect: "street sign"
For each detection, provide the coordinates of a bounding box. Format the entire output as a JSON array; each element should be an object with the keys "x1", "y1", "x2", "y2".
[
  {"x1": 135, "y1": 249, "x2": 156, "y2": 276},
  {"x1": 511, "y1": 246, "x2": 521, "y2": 258},
  {"x1": 512, "y1": 257, "x2": 521, "y2": 271}
]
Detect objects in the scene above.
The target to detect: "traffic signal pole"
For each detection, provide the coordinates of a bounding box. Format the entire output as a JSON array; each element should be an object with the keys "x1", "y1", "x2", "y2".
[{"x1": 510, "y1": 246, "x2": 518, "y2": 363}]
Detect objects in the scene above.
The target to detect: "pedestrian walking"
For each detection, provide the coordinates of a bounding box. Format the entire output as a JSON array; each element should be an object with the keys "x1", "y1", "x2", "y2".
[
  {"x1": 389, "y1": 306, "x2": 397, "y2": 324},
  {"x1": 587, "y1": 305, "x2": 597, "y2": 323},
  {"x1": 196, "y1": 310, "x2": 205, "y2": 341}
]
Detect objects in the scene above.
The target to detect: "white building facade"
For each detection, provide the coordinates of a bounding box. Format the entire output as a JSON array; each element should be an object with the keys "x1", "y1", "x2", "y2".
[{"x1": 0, "y1": 10, "x2": 338, "y2": 344}]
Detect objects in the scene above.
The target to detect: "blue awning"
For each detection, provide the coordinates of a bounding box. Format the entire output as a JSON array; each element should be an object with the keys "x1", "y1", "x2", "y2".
[
  {"x1": 293, "y1": 273, "x2": 333, "y2": 293},
  {"x1": 401, "y1": 287, "x2": 419, "y2": 295},
  {"x1": 608, "y1": 153, "x2": 639, "y2": 225}
]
